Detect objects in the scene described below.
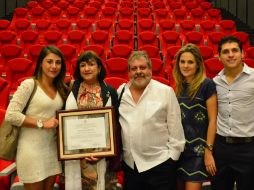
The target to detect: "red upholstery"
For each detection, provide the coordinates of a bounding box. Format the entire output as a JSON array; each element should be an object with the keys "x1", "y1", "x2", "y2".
[
  {"x1": 199, "y1": 46, "x2": 214, "y2": 60},
  {"x1": 207, "y1": 8, "x2": 222, "y2": 23},
  {"x1": 83, "y1": 7, "x2": 99, "y2": 20},
  {"x1": 116, "y1": 19, "x2": 134, "y2": 33},
  {"x1": 137, "y1": 2, "x2": 150, "y2": 8},
  {"x1": 20, "y1": 31, "x2": 39, "y2": 49},
  {"x1": 89, "y1": 1, "x2": 102, "y2": 9},
  {"x1": 114, "y1": 30, "x2": 134, "y2": 48},
  {"x1": 0, "y1": 20, "x2": 11, "y2": 31},
  {"x1": 105, "y1": 58, "x2": 128, "y2": 79},
  {"x1": 83, "y1": 45, "x2": 106, "y2": 62},
  {"x1": 190, "y1": 8, "x2": 205, "y2": 23},
  {"x1": 232, "y1": 32, "x2": 251, "y2": 50},
  {"x1": 13, "y1": 8, "x2": 29, "y2": 20},
  {"x1": 105, "y1": 2, "x2": 118, "y2": 8},
  {"x1": 26, "y1": 1, "x2": 38, "y2": 9},
  {"x1": 105, "y1": 77, "x2": 128, "y2": 90},
  {"x1": 76, "y1": 19, "x2": 93, "y2": 37},
  {"x1": 121, "y1": 1, "x2": 134, "y2": 8},
  {"x1": 89, "y1": 31, "x2": 110, "y2": 52},
  {"x1": 154, "y1": 9, "x2": 171, "y2": 23},
  {"x1": 30, "y1": 7, "x2": 45, "y2": 20},
  {"x1": 0, "y1": 31, "x2": 17, "y2": 48},
  {"x1": 137, "y1": 19, "x2": 156, "y2": 34},
  {"x1": 179, "y1": 20, "x2": 196, "y2": 35},
  {"x1": 138, "y1": 31, "x2": 158, "y2": 48},
  {"x1": 168, "y1": 2, "x2": 182, "y2": 11},
  {"x1": 109, "y1": 44, "x2": 133, "y2": 59},
  {"x1": 57, "y1": 0, "x2": 69, "y2": 10},
  {"x1": 40, "y1": 1, "x2": 53, "y2": 9},
  {"x1": 6, "y1": 58, "x2": 34, "y2": 92},
  {"x1": 13, "y1": 19, "x2": 31, "y2": 34},
  {"x1": 0, "y1": 78, "x2": 10, "y2": 109},
  {"x1": 245, "y1": 47, "x2": 254, "y2": 60},
  {"x1": 219, "y1": 20, "x2": 236, "y2": 35},
  {"x1": 73, "y1": 1, "x2": 85, "y2": 9},
  {"x1": 100, "y1": 7, "x2": 117, "y2": 20},
  {"x1": 66, "y1": 6, "x2": 81, "y2": 21},
  {"x1": 95, "y1": 19, "x2": 114, "y2": 37},
  {"x1": 173, "y1": 9, "x2": 187, "y2": 23},
  {"x1": 47, "y1": 6, "x2": 62, "y2": 22},
  {"x1": 137, "y1": 8, "x2": 153, "y2": 20},
  {"x1": 55, "y1": 19, "x2": 72, "y2": 34},
  {"x1": 35, "y1": 19, "x2": 51, "y2": 36},
  {"x1": 207, "y1": 32, "x2": 225, "y2": 55},
  {"x1": 200, "y1": 2, "x2": 213, "y2": 11},
  {"x1": 158, "y1": 20, "x2": 176, "y2": 34},
  {"x1": 67, "y1": 30, "x2": 86, "y2": 53},
  {"x1": 151, "y1": 58, "x2": 165, "y2": 77},
  {"x1": 0, "y1": 44, "x2": 23, "y2": 72},
  {"x1": 58, "y1": 44, "x2": 77, "y2": 73},
  {"x1": 139, "y1": 45, "x2": 161, "y2": 59},
  {"x1": 152, "y1": 76, "x2": 171, "y2": 86},
  {"x1": 152, "y1": 1, "x2": 166, "y2": 10},
  {"x1": 44, "y1": 30, "x2": 63, "y2": 45},
  {"x1": 27, "y1": 44, "x2": 44, "y2": 65},
  {"x1": 204, "y1": 57, "x2": 224, "y2": 79},
  {"x1": 244, "y1": 58, "x2": 254, "y2": 68},
  {"x1": 160, "y1": 31, "x2": 182, "y2": 53},
  {"x1": 165, "y1": 45, "x2": 182, "y2": 65},
  {"x1": 185, "y1": 31, "x2": 205, "y2": 46},
  {"x1": 199, "y1": 20, "x2": 216, "y2": 36},
  {"x1": 185, "y1": 1, "x2": 198, "y2": 15},
  {"x1": 118, "y1": 7, "x2": 134, "y2": 20}
]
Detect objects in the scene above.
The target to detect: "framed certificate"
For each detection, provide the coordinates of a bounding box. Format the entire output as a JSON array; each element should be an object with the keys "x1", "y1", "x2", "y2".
[{"x1": 57, "y1": 107, "x2": 116, "y2": 160}]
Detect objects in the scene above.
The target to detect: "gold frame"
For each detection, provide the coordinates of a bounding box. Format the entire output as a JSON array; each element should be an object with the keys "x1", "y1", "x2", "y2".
[{"x1": 57, "y1": 107, "x2": 116, "y2": 160}]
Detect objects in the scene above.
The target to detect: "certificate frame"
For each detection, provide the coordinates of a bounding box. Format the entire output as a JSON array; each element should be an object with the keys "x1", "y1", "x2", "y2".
[{"x1": 57, "y1": 107, "x2": 116, "y2": 160}]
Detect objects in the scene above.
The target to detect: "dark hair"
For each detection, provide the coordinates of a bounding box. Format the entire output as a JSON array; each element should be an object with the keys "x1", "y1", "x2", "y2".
[
  {"x1": 74, "y1": 51, "x2": 106, "y2": 83},
  {"x1": 33, "y1": 45, "x2": 67, "y2": 100},
  {"x1": 218, "y1": 36, "x2": 242, "y2": 55}
]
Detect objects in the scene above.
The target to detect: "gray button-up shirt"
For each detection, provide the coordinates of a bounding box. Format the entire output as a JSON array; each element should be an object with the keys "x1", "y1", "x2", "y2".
[{"x1": 213, "y1": 64, "x2": 254, "y2": 137}]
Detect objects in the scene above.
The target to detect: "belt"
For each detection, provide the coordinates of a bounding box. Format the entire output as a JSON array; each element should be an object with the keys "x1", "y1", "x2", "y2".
[{"x1": 216, "y1": 134, "x2": 254, "y2": 144}]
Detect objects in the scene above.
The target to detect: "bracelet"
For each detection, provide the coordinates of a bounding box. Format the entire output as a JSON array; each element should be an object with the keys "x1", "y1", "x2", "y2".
[{"x1": 205, "y1": 143, "x2": 213, "y2": 151}]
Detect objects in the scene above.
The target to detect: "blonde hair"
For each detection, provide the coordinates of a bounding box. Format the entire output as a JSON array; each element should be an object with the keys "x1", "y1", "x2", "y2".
[{"x1": 173, "y1": 44, "x2": 206, "y2": 99}]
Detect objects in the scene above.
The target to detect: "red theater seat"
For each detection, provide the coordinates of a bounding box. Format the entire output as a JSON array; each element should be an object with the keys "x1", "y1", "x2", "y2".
[{"x1": 105, "y1": 77, "x2": 128, "y2": 90}]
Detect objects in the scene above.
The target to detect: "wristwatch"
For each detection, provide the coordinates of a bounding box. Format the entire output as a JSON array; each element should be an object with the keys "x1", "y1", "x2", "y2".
[
  {"x1": 205, "y1": 143, "x2": 213, "y2": 151},
  {"x1": 37, "y1": 119, "x2": 44, "y2": 129}
]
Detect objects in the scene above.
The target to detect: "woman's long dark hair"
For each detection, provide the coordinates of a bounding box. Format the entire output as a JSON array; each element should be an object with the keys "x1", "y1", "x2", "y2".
[{"x1": 33, "y1": 45, "x2": 68, "y2": 101}]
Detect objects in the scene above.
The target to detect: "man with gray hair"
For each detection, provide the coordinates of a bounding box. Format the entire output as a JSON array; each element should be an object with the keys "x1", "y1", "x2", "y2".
[{"x1": 117, "y1": 51, "x2": 185, "y2": 190}]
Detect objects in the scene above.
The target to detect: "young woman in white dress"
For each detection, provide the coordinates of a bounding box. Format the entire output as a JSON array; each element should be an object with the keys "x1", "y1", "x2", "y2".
[{"x1": 5, "y1": 45, "x2": 68, "y2": 190}]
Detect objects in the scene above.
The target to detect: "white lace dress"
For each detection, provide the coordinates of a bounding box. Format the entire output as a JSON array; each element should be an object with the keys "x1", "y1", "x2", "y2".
[{"x1": 5, "y1": 79, "x2": 62, "y2": 183}]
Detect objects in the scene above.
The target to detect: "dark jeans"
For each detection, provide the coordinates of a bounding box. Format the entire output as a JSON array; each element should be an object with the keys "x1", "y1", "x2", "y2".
[
  {"x1": 123, "y1": 159, "x2": 177, "y2": 190},
  {"x1": 211, "y1": 135, "x2": 254, "y2": 190}
]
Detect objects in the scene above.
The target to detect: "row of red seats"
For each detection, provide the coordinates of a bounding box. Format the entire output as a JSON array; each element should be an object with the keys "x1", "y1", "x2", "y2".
[{"x1": 12, "y1": 4, "x2": 222, "y2": 24}]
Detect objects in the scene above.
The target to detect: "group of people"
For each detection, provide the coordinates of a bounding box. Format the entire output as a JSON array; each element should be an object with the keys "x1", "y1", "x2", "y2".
[{"x1": 4, "y1": 35, "x2": 254, "y2": 190}]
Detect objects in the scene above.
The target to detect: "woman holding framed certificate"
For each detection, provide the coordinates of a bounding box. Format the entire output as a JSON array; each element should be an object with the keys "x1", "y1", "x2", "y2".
[{"x1": 64, "y1": 51, "x2": 121, "y2": 190}]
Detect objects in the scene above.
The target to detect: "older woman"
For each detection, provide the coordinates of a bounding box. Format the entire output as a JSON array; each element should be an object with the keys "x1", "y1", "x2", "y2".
[{"x1": 65, "y1": 51, "x2": 120, "y2": 190}]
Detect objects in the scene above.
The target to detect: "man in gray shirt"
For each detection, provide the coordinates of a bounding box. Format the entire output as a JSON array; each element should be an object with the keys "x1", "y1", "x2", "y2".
[{"x1": 212, "y1": 36, "x2": 254, "y2": 190}]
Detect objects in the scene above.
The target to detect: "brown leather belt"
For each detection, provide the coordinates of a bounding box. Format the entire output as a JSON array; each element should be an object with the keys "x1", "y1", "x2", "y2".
[{"x1": 217, "y1": 134, "x2": 254, "y2": 144}]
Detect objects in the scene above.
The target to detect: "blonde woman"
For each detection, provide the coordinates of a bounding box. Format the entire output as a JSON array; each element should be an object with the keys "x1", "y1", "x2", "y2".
[{"x1": 173, "y1": 44, "x2": 217, "y2": 190}]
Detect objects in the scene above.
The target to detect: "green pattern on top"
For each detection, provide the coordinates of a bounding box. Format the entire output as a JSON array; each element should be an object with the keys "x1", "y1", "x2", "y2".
[{"x1": 178, "y1": 168, "x2": 208, "y2": 177}]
